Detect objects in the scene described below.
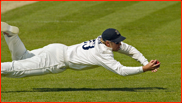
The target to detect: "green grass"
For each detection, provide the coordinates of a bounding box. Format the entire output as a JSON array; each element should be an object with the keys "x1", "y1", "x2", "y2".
[{"x1": 1, "y1": 1, "x2": 181, "y2": 102}]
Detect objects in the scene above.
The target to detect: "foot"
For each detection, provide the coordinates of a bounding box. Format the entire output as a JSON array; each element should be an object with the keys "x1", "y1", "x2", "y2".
[{"x1": 1, "y1": 22, "x2": 19, "y2": 37}]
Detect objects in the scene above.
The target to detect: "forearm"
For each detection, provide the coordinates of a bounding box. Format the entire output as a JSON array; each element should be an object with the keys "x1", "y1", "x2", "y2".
[
  {"x1": 129, "y1": 47, "x2": 148, "y2": 65},
  {"x1": 118, "y1": 66, "x2": 143, "y2": 76},
  {"x1": 118, "y1": 42, "x2": 148, "y2": 65},
  {"x1": 101, "y1": 60, "x2": 144, "y2": 76}
]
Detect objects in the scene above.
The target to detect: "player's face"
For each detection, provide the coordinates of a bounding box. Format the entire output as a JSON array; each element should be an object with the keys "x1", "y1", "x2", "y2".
[
  {"x1": 105, "y1": 41, "x2": 121, "y2": 51},
  {"x1": 111, "y1": 42, "x2": 121, "y2": 51}
]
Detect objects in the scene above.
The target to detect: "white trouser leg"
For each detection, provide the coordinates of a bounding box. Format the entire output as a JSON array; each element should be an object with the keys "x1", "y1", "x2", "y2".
[
  {"x1": 3, "y1": 34, "x2": 34, "y2": 60},
  {"x1": 1, "y1": 44, "x2": 67, "y2": 78},
  {"x1": 1, "y1": 53, "x2": 66, "y2": 78},
  {"x1": 1, "y1": 62, "x2": 12, "y2": 77}
]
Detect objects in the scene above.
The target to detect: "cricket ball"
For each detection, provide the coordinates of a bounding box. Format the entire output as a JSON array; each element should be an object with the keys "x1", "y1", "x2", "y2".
[{"x1": 155, "y1": 60, "x2": 160, "y2": 68}]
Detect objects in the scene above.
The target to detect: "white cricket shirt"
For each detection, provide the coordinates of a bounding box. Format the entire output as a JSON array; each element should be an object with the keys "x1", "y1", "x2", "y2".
[{"x1": 65, "y1": 36, "x2": 149, "y2": 76}]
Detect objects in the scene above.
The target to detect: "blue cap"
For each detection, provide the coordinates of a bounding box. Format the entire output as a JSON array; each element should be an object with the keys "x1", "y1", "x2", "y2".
[{"x1": 102, "y1": 28, "x2": 126, "y2": 43}]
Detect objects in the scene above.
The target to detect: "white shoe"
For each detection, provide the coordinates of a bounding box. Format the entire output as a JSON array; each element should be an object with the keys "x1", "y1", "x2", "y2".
[{"x1": 1, "y1": 22, "x2": 19, "y2": 37}]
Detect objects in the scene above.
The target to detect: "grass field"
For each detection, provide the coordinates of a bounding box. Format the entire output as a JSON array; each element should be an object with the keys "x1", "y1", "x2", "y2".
[{"x1": 1, "y1": 1, "x2": 181, "y2": 102}]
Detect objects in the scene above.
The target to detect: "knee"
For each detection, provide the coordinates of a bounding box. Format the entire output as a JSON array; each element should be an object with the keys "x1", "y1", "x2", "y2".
[
  {"x1": 12, "y1": 50, "x2": 35, "y2": 61},
  {"x1": 50, "y1": 67, "x2": 66, "y2": 74}
]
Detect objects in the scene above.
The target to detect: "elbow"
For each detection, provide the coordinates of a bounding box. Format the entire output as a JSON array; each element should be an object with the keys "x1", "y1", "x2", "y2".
[{"x1": 114, "y1": 66, "x2": 129, "y2": 76}]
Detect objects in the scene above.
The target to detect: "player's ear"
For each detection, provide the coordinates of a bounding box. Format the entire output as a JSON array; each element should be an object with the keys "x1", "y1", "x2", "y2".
[{"x1": 105, "y1": 41, "x2": 110, "y2": 47}]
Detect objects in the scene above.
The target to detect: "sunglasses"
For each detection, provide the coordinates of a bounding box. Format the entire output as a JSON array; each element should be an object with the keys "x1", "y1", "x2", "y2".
[
  {"x1": 114, "y1": 42, "x2": 120, "y2": 44},
  {"x1": 107, "y1": 41, "x2": 120, "y2": 44}
]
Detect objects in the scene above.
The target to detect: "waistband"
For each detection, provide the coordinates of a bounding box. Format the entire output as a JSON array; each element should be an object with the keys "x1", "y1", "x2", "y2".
[{"x1": 63, "y1": 46, "x2": 69, "y2": 67}]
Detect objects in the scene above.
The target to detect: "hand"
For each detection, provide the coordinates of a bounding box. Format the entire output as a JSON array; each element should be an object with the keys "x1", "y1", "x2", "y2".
[
  {"x1": 151, "y1": 68, "x2": 158, "y2": 72},
  {"x1": 142, "y1": 60, "x2": 160, "y2": 72}
]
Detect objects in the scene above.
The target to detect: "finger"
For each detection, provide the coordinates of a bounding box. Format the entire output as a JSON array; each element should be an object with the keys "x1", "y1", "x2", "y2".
[
  {"x1": 150, "y1": 60, "x2": 154, "y2": 63},
  {"x1": 155, "y1": 67, "x2": 159, "y2": 69},
  {"x1": 152, "y1": 69, "x2": 158, "y2": 72},
  {"x1": 153, "y1": 62, "x2": 160, "y2": 68},
  {"x1": 153, "y1": 60, "x2": 157, "y2": 64},
  {"x1": 151, "y1": 60, "x2": 157, "y2": 64},
  {"x1": 154, "y1": 69, "x2": 158, "y2": 72},
  {"x1": 151, "y1": 68, "x2": 157, "y2": 72},
  {"x1": 150, "y1": 60, "x2": 156, "y2": 65}
]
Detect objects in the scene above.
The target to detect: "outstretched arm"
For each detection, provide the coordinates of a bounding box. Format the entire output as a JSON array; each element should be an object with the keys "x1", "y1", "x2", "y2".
[{"x1": 118, "y1": 42, "x2": 149, "y2": 66}]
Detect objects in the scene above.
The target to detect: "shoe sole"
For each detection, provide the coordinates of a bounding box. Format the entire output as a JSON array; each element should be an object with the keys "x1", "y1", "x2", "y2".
[{"x1": 1, "y1": 22, "x2": 19, "y2": 34}]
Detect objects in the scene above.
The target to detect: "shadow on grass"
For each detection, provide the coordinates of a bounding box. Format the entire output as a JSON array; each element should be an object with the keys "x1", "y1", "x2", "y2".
[{"x1": 2, "y1": 87, "x2": 168, "y2": 93}]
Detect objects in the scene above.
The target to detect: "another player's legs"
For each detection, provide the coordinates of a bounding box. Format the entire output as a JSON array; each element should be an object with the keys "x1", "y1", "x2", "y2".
[{"x1": 1, "y1": 22, "x2": 34, "y2": 60}]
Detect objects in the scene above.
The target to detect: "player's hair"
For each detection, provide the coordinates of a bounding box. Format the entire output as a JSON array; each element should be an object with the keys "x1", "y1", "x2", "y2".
[
  {"x1": 100, "y1": 38, "x2": 113, "y2": 48},
  {"x1": 100, "y1": 38, "x2": 106, "y2": 45}
]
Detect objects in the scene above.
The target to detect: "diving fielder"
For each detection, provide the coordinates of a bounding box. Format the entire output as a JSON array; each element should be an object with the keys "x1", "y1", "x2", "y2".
[{"x1": 1, "y1": 22, "x2": 160, "y2": 78}]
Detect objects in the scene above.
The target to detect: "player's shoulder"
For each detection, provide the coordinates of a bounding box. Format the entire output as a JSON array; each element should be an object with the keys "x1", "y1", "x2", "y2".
[{"x1": 95, "y1": 35, "x2": 102, "y2": 42}]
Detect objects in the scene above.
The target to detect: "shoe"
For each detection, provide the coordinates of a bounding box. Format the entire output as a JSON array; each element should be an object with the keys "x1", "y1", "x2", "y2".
[{"x1": 1, "y1": 22, "x2": 19, "y2": 37}]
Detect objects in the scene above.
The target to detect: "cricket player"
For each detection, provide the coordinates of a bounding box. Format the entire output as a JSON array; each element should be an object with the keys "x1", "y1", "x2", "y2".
[{"x1": 1, "y1": 22, "x2": 160, "y2": 78}]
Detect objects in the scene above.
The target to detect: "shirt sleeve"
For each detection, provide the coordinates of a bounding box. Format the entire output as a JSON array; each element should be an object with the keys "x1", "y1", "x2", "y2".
[
  {"x1": 118, "y1": 42, "x2": 149, "y2": 66},
  {"x1": 96, "y1": 53, "x2": 144, "y2": 76}
]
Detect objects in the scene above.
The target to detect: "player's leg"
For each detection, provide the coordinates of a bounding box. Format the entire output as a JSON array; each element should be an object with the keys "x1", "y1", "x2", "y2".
[
  {"x1": 1, "y1": 53, "x2": 67, "y2": 78},
  {"x1": 1, "y1": 22, "x2": 35, "y2": 60},
  {"x1": 1, "y1": 44, "x2": 68, "y2": 78}
]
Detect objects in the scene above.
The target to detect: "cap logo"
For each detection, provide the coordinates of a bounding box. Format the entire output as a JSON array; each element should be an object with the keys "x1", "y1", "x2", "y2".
[{"x1": 115, "y1": 30, "x2": 120, "y2": 35}]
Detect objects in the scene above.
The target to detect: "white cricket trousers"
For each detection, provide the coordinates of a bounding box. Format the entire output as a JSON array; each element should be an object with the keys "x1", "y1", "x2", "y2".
[{"x1": 1, "y1": 34, "x2": 67, "y2": 78}]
